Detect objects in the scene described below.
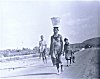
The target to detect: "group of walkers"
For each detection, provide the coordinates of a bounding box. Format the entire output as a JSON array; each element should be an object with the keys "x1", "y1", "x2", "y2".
[{"x1": 38, "y1": 17, "x2": 75, "y2": 74}]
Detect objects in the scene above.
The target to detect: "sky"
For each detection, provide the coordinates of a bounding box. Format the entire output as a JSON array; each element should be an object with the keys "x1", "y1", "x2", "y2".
[{"x1": 0, "y1": 0, "x2": 100, "y2": 50}]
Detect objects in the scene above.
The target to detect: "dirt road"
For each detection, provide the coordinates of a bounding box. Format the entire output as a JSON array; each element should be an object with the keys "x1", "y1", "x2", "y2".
[{"x1": 0, "y1": 48, "x2": 100, "y2": 79}]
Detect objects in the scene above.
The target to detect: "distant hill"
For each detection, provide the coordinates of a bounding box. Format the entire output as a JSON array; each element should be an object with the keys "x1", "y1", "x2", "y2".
[
  {"x1": 82, "y1": 37, "x2": 100, "y2": 47},
  {"x1": 70, "y1": 37, "x2": 100, "y2": 49},
  {"x1": 70, "y1": 43, "x2": 85, "y2": 48}
]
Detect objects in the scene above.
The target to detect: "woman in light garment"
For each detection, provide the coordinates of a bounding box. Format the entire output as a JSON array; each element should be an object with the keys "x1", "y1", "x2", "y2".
[
  {"x1": 39, "y1": 35, "x2": 47, "y2": 64},
  {"x1": 49, "y1": 27, "x2": 63, "y2": 74}
]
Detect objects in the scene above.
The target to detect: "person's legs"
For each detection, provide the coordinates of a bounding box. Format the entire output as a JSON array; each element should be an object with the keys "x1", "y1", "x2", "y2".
[
  {"x1": 56, "y1": 57, "x2": 60, "y2": 74},
  {"x1": 43, "y1": 57, "x2": 45, "y2": 63},
  {"x1": 39, "y1": 52, "x2": 42, "y2": 59},
  {"x1": 58, "y1": 54, "x2": 63, "y2": 72},
  {"x1": 42, "y1": 52, "x2": 45, "y2": 63},
  {"x1": 72, "y1": 56, "x2": 75, "y2": 63},
  {"x1": 70, "y1": 57, "x2": 72, "y2": 64},
  {"x1": 43, "y1": 54, "x2": 47, "y2": 64},
  {"x1": 67, "y1": 59, "x2": 68, "y2": 66},
  {"x1": 43, "y1": 50, "x2": 47, "y2": 64},
  {"x1": 65, "y1": 53, "x2": 69, "y2": 66},
  {"x1": 44, "y1": 50, "x2": 47, "y2": 63},
  {"x1": 56, "y1": 63, "x2": 59, "y2": 72},
  {"x1": 45, "y1": 56, "x2": 47, "y2": 63},
  {"x1": 58, "y1": 54, "x2": 62, "y2": 63},
  {"x1": 51, "y1": 56, "x2": 56, "y2": 66}
]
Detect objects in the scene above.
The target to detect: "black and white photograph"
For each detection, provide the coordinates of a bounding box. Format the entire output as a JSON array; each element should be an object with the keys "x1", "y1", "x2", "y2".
[{"x1": 0, "y1": 0, "x2": 100, "y2": 79}]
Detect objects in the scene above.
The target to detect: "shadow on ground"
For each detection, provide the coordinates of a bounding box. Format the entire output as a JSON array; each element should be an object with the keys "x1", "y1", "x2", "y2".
[{"x1": 0, "y1": 72, "x2": 57, "y2": 78}]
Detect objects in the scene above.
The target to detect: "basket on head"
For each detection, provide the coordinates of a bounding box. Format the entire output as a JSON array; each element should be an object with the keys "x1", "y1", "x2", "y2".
[{"x1": 51, "y1": 17, "x2": 60, "y2": 26}]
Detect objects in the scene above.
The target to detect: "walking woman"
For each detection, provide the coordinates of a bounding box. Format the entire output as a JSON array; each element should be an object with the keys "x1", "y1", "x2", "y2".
[{"x1": 49, "y1": 26, "x2": 63, "y2": 74}]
